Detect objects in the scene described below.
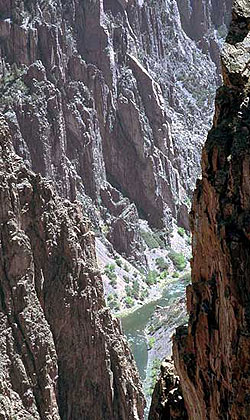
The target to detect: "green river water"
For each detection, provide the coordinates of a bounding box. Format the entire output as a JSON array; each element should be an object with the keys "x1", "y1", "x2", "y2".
[{"x1": 121, "y1": 276, "x2": 189, "y2": 391}]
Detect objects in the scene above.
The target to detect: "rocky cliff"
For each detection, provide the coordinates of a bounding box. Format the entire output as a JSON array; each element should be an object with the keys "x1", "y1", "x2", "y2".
[
  {"x1": 150, "y1": 1, "x2": 250, "y2": 418},
  {"x1": 0, "y1": 0, "x2": 230, "y2": 258},
  {"x1": 0, "y1": 116, "x2": 145, "y2": 419}
]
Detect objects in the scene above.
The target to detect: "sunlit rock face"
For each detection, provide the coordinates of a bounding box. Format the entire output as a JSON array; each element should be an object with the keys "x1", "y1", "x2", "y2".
[
  {"x1": 0, "y1": 0, "x2": 227, "y2": 257},
  {"x1": 0, "y1": 117, "x2": 145, "y2": 419},
  {"x1": 170, "y1": 1, "x2": 250, "y2": 419}
]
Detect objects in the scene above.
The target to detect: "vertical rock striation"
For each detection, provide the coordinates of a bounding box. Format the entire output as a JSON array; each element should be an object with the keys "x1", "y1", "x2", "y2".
[
  {"x1": 0, "y1": 116, "x2": 145, "y2": 419},
  {"x1": 0, "y1": 0, "x2": 223, "y2": 247},
  {"x1": 169, "y1": 1, "x2": 250, "y2": 419}
]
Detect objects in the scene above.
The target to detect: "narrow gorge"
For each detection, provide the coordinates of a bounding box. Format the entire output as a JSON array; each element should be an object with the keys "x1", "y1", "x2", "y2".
[{"x1": 1, "y1": 0, "x2": 250, "y2": 419}]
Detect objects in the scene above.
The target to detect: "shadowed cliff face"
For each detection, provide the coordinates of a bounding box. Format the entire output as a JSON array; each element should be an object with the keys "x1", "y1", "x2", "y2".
[
  {"x1": 0, "y1": 117, "x2": 145, "y2": 419},
  {"x1": 0, "y1": 0, "x2": 227, "y2": 251},
  {"x1": 163, "y1": 1, "x2": 250, "y2": 419}
]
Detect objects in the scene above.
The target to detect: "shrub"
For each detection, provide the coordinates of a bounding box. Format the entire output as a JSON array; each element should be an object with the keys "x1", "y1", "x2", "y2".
[
  {"x1": 109, "y1": 299, "x2": 120, "y2": 310},
  {"x1": 115, "y1": 256, "x2": 122, "y2": 267},
  {"x1": 104, "y1": 264, "x2": 118, "y2": 285},
  {"x1": 159, "y1": 270, "x2": 168, "y2": 279},
  {"x1": 124, "y1": 264, "x2": 130, "y2": 272},
  {"x1": 125, "y1": 285, "x2": 132, "y2": 296},
  {"x1": 145, "y1": 270, "x2": 158, "y2": 285},
  {"x1": 123, "y1": 275, "x2": 130, "y2": 284},
  {"x1": 172, "y1": 271, "x2": 179, "y2": 278},
  {"x1": 177, "y1": 227, "x2": 185, "y2": 237},
  {"x1": 140, "y1": 289, "x2": 149, "y2": 300},
  {"x1": 155, "y1": 257, "x2": 169, "y2": 271},
  {"x1": 146, "y1": 358, "x2": 161, "y2": 396},
  {"x1": 125, "y1": 296, "x2": 134, "y2": 307},
  {"x1": 110, "y1": 277, "x2": 117, "y2": 287},
  {"x1": 141, "y1": 230, "x2": 165, "y2": 249},
  {"x1": 141, "y1": 231, "x2": 159, "y2": 249},
  {"x1": 168, "y1": 250, "x2": 187, "y2": 271},
  {"x1": 132, "y1": 279, "x2": 140, "y2": 299},
  {"x1": 148, "y1": 337, "x2": 156, "y2": 350},
  {"x1": 107, "y1": 293, "x2": 120, "y2": 310}
]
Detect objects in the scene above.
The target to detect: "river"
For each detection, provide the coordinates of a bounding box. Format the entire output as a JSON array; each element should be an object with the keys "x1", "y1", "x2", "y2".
[{"x1": 121, "y1": 274, "x2": 190, "y2": 414}]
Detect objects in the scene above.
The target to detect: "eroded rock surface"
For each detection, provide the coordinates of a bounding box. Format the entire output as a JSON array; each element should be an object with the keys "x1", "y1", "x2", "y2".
[
  {"x1": 149, "y1": 360, "x2": 187, "y2": 420},
  {"x1": 171, "y1": 1, "x2": 250, "y2": 419},
  {"x1": 0, "y1": 117, "x2": 145, "y2": 419},
  {"x1": 0, "y1": 0, "x2": 227, "y2": 254}
]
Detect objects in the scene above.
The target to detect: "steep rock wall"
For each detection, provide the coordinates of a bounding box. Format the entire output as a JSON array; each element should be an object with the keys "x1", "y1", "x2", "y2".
[
  {"x1": 0, "y1": 0, "x2": 220, "y2": 244},
  {"x1": 170, "y1": 1, "x2": 250, "y2": 419},
  {"x1": 0, "y1": 116, "x2": 145, "y2": 419}
]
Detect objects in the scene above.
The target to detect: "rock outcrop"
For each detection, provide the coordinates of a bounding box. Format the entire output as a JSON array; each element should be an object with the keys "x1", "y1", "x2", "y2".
[
  {"x1": 151, "y1": 1, "x2": 250, "y2": 419},
  {"x1": 0, "y1": 116, "x2": 145, "y2": 419},
  {"x1": 149, "y1": 360, "x2": 187, "y2": 420},
  {"x1": 0, "y1": 0, "x2": 222, "y2": 257}
]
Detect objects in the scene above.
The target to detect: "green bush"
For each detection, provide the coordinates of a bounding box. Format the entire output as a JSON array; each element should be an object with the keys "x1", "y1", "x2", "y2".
[
  {"x1": 141, "y1": 230, "x2": 165, "y2": 249},
  {"x1": 177, "y1": 227, "x2": 185, "y2": 237},
  {"x1": 145, "y1": 270, "x2": 158, "y2": 285},
  {"x1": 132, "y1": 279, "x2": 140, "y2": 299},
  {"x1": 125, "y1": 296, "x2": 134, "y2": 307},
  {"x1": 140, "y1": 289, "x2": 149, "y2": 300},
  {"x1": 159, "y1": 270, "x2": 168, "y2": 279},
  {"x1": 115, "y1": 256, "x2": 122, "y2": 267},
  {"x1": 110, "y1": 277, "x2": 117, "y2": 287},
  {"x1": 126, "y1": 280, "x2": 140, "y2": 299},
  {"x1": 146, "y1": 358, "x2": 161, "y2": 396},
  {"x1": 172, "y1": 271, "x2": 179, "y2": 278},
  {"x1": 123, "y1": 275, "x2": 130, "y2": 284},
  {"x1": 107, "y1": 294, "x2": 120, "y2": 310},
  {"x1": 168, "y1": 250, "x2": 187, "y2": 271},
  {"x1": 141, "y1": 231, "x2": 159, "y2": 249},
  {"x1": 125, "y1": 285, "x2": 132, "y2": 296},
  {"x1": 148, "y1": 337, "x2": 156, "y2": 350},
  {"x1": 104, "y1": 264, "x2": 118, "y2": 285},
  {"x1": 155, "y1": 257, "x2": 169, "y2": 271}
]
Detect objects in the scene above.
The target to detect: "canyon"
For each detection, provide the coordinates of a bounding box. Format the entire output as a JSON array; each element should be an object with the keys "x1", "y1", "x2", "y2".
[{"x1": 2, "y1": 0, "x2": 250, "y2": 419}]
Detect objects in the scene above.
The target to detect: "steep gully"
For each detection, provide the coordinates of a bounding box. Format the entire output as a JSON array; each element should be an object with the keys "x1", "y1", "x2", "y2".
[{"x1": 0, "y1": 0, "x2": 237, "y2": 419}]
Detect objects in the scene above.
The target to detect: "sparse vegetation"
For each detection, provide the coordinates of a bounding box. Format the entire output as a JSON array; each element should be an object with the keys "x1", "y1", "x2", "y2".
[
  {"x1": 123, "y1": 275, "x2": 130, "y2": 284},
  {"x1": 172, "y1": 271, "x2": 179, "y2": 278},
  {"x1": 168, "y1": 250, "x2": 187, "y2": 271},
  {"x1": 107, "y1": 293, "x2": 120, "y2": 310},
  {"x1": 101, "y1": 224, "x2": 109, "y2": 236},
  {"x1": 124, "y1": 263, "x2": 130, "y2": 272},
  {"x1": 177, "y1": 227, "x2": 185, "y2": 237},
  {"x1": 145, "y1": 270, "x2": 158, "y2": 285},
  {"x1": 159, "y1": 270, "x2": 168, "y2": 279},
  {"x1": 146, "y1": 358, "x2": 161, "y2": 396},
  {"x1": 141, "y1": 230, "x2": 165, "y2": 249},
  {"x1": 155, "y1": 257, "x2": 169, "y2": 272},
  {"x1": 125, "y1": 296, "x2": 134, "y2": 307},
  {"x1": 148, "y1": 336, "x2": 156, "y2": 350},
  {"x1": 115, "y1": 256, "x2": 122, "y2": 267},
  {"x1": 140, "y1": 289, "x2": 149, "y2": 300},
  {"x1": 125, "y1": 280, "x2": 140, "y2": 299},
  {"x1": 104, "y1": 263, "x2": 117, "y2": 286}
]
